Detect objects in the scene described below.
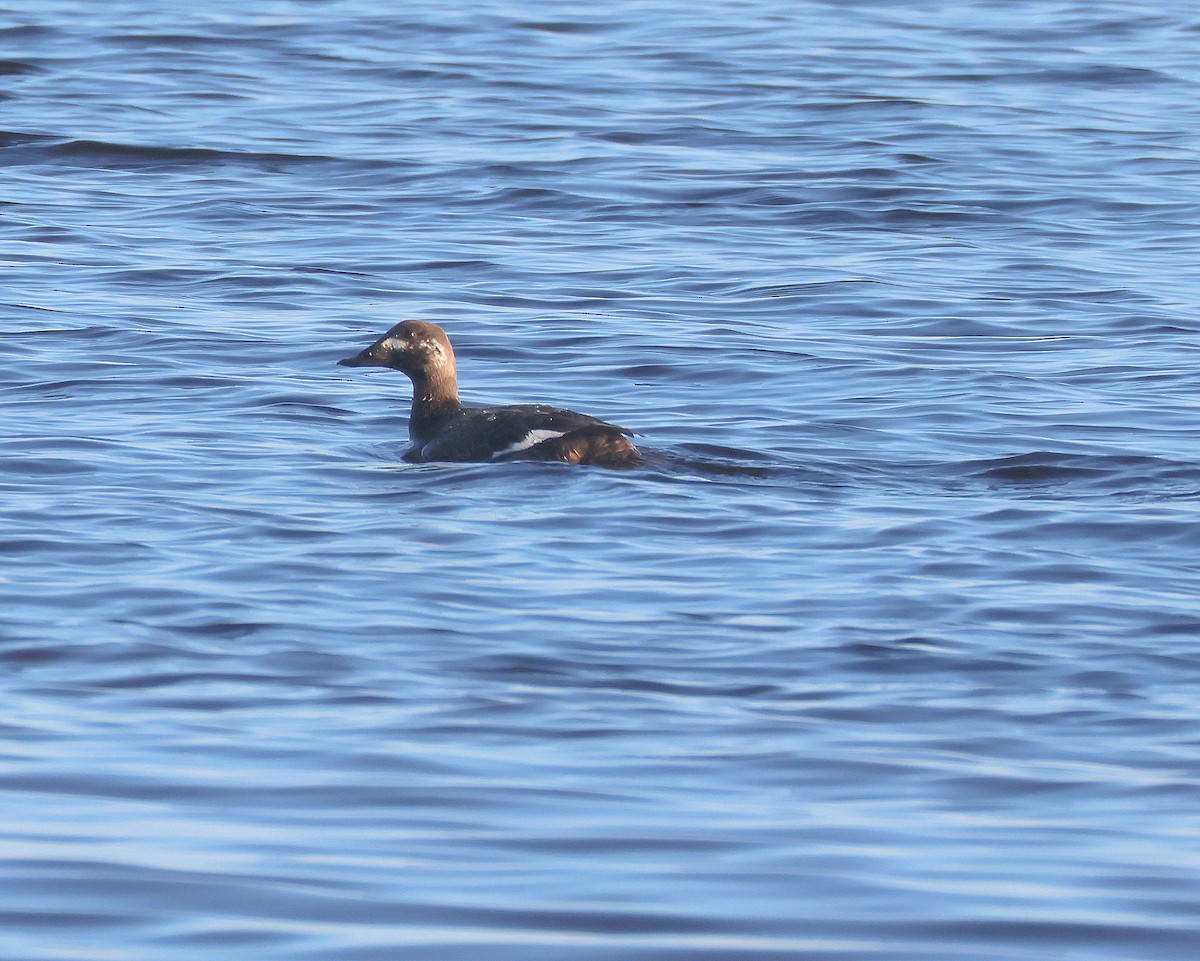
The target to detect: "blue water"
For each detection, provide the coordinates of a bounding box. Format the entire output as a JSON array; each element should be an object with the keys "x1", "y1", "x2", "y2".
[{"x1": 4, "y1": 1, "x2": 1200, "y2": 958}]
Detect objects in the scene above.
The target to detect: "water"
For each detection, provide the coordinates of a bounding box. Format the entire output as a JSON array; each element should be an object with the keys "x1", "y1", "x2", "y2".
[{"x1": 3, "y1": 1, "x2": 1200, "y2": 958}]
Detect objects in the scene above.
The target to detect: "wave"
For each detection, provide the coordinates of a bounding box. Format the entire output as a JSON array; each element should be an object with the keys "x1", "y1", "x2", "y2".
[{"x1": 0, "y1": 133, "x2": 386, "y2": 172}]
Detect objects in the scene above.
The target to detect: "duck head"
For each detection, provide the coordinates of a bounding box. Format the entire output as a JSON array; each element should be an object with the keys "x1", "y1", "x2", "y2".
[{"x1": 338, "y1": 320, "x2": 456, "y2": 379}]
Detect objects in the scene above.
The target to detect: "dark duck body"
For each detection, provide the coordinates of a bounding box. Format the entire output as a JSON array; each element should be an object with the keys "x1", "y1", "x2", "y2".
[{"x1": 339, "y1": 321, "x2": 641, "y2": 468}]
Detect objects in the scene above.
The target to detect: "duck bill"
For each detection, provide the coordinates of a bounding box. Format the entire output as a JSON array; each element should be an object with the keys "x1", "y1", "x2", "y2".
[{"x1": 338, "y1": 347, "x2": 382, "y2": 367}]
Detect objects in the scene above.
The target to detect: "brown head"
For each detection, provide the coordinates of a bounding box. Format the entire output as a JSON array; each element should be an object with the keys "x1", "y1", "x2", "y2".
[
  {"x1": 338, "y1": 320, "x2": 456, "y2": 380},
  {"x1": 340, "y1": 320, "x2": 463, "y2": 439},
  {"x1": 339, "y1": 321, "x2": 463, "y2": 413}
]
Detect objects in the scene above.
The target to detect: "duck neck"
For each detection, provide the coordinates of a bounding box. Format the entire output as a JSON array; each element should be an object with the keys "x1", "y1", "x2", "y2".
[{"x1": 407, "y1": 368, "x2": 462, "y2": 443}]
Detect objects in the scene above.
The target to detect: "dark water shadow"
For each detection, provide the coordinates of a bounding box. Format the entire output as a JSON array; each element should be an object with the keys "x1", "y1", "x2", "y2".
[
  {"x1": 337, "y1": 438, "x2": 1200, "y2": 507},
  {"x1": 635, "y1": 444, "x2": 857, "y2": 492}
]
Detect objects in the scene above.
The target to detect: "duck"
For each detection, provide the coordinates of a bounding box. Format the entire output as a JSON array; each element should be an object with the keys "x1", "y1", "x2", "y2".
[{"x1": 339, "y1": 320, "x2": 641, "y2": 468}]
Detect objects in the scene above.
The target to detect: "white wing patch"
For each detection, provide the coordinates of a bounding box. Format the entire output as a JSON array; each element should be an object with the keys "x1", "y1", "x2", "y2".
[{"x1": 493, "y1": 429, "x2": 565, "y2": 458}]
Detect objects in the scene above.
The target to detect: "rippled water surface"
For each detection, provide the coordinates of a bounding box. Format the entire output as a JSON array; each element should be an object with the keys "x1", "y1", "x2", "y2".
[{"x1": 4, "y1": 1, "x2": 1200, "y2": 958}]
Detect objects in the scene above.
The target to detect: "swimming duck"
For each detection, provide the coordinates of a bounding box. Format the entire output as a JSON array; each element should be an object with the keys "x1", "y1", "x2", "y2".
[{"x1": 339, "y1": 320, "x2": 640, "y2": 468}]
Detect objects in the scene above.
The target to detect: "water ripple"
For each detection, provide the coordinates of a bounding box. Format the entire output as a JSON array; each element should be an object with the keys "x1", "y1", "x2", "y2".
[{"x1": 2, "y1": 1, "x2": 1199, "y2": 959}]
